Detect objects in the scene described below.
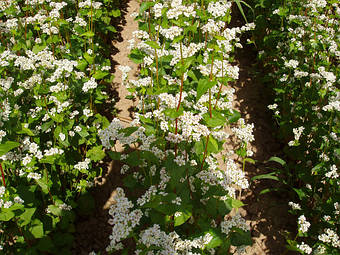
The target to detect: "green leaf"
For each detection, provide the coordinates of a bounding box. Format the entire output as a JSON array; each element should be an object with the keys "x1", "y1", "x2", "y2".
[
  {"x1": 214, "y1": 35, "x2": 227, "y2": 41},
  {"x1": 119, "y1": 127, "x2": 139, "y2": 137},
  {"x1": 110, "y1": 9, "x2": 121, "y2": 17},
  {"x1": 139, "y1": 1, "x2": 155, "y2": 14},
  {"x1": 218, "y1": 200, "x2": 232, "y2": 215},
  {"x1": 126, "y1": 151, "x2": 141, "y2": 167},
  {"x1": 195, "y1": 139, "x2": 204, "y2": 155},
  {"x1": 163, "y1": 107, "x2": 184, "y2": 119},
  {"x1": 37, "y1": 236, "x2": 54, "y2": 251},
  {"x1": 266, "y1": 156, "x2": 286, "y2": 166},
  {"x1": 36, "y1": 178, "x2": 49, "y2": 194},
  {"x1": 129, "y1": 51, "x2": 144, "y2": 64},
  {"x1": 227, "y1": 110, "x2": 241, "y2": 123},
  {"x1": 172, "y1": 35, "x2": 184, "y2": 44},
  {"x1": 145, "y1": 41, "x2": 161, "y2": 49},
  {"x1": 203, "y1": 111, "x2": 226, "y2": 127},
  {"x1": 17, "y1": 123, "x2": 35, "y2": 136},
  {"x1": 84, "y1": 52, "x2": 95, "y2": 64},
  {"x1": 30, "y1": 219, "x2": 44, "y2": 238},
  {"x1": 234, "y1": 0, "x2": 249, "y2": 23},
  {"x1": 32, "y1": 44, "x2": 46, "y2": 54},
  {"x1": 293, "y1": 188, "x2": 307, "y2": 200},
  {"x1": 86, "y1": 146, "x2": 105, "y2": 162},
  {"x1": 107, "y1": 25, "x2": 117, "y2": 33},
  {"x1": 0, "y1": 141, "x2": 20, "y2": 157},
  {"x1": 174, "y1": 210, "x2": 192, "y2": 227},
  {"x1": 47, "y1": 205, "x2": 63, "y2": 216},
  {"x1": 93, "y1": 70, "x2": 109, "y2": 80},
  {"x1": 244, "y1": 158, "x2": 256, "y2": 164},
  {"x1": 123, "y1": 174, "x2": 137, "y2": 188},
  {"x1": 81, "y1": 31, "x2": 95, "y2": 37},
  {"x1": 78, "y1": 126, "x2": 89, "y2": 138},
  {"x1": 259, "y1": 188, "x2": 280, "y2": 195},
  {"x1": 0, "y1": 208, "x2": 15, "y2": 221},
  {"x1": 108, "y1": 151, "x2": 120, "y2": 160},
  {"x1": 207, "y1": 136, "x2": 219, "y2": 154},
  {"x1": 231, "y1": 199, "x2": 244, "y2": 209},
  {"x1": 251, "y1": 172, "x2": 279, "y2": 181},
  {"x1": 230, "y1": 229, "x2": 252, "y2": 246},
  {"x1": 18, "y1": 208, "x2": 36, "y2": 226},
  {"x1": 206, "y1": 230, "x2": 223, "y2": 249},
  {"x1": 39, "y1": 155, "x2": 56, "y2": 164},
  {"x1": 196, "y1": 79, "x2": 217, "y2": 102}
]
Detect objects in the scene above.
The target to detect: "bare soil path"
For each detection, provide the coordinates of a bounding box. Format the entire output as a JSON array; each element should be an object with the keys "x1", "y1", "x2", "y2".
[
  {"x1": 72, "y1": 1, "x2": 139, "y2": 254},
  {"x1": 233, "y1": 44, "x2": 297, "y2": 255}
]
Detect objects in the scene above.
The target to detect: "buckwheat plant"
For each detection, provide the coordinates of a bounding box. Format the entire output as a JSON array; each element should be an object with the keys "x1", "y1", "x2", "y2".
[
  {"x1": 99, "y1": 0, "x2": 255, "y2": 254},
  {"x1": 0, "y1": 0, "x2": 121, "y2": 253},
  {"x1": 253, "y1": 0, "x2": 339, "y2": 253}
]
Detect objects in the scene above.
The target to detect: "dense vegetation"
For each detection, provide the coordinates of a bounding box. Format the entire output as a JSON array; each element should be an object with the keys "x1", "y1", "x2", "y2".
[
  {"x1": 0, "y1": 0, "x2": 338, "y2": 254},
  {"x1": 0, "y1": 0, "x2": 121, "y2": 253},
  {"x1": 252, "y1": 0, "x2": 339, "y2": 253}
]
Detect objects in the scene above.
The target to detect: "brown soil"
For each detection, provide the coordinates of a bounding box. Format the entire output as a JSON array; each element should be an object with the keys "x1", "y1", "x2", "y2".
[
  {"x1": 232, "y1": 45, "x2": 297, "y2": 255},
  {"x1": 73, "y1": 1, "x2": 297, "y2": 254}
]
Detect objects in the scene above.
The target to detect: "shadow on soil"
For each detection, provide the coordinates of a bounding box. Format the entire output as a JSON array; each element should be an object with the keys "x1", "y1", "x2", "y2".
[
  {"x1": 72, "y1": 1, "x2": 135, "y2": 254},
  {"x1": 233, "y1": 39, "x2": 298, "y2": 255}
]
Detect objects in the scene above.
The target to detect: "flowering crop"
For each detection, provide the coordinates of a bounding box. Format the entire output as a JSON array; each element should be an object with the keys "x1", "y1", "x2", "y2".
[
  {"x1": 252, "y1": 0, "x2": 339, "y2": 254},
  {"x1": 0, "y1": 0, "x2": 121, "y2": 253},
  {"x1": 98, "y1": 0, "x2": 256, "y2": 254}
]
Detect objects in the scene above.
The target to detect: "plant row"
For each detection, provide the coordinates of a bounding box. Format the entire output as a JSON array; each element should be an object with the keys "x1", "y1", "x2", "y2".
[
  {"x1": 98, "y1": 0, "x2": 256, "y2": 254},
  {"x1": 0, "y1": 0, "x2": 121, "y2": 253},
  {"x1": 251, "y1": 0, "x2": 339, "y2": 254}
]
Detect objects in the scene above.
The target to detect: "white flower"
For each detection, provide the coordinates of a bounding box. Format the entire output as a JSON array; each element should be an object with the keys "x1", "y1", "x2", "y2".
[
  {"x1": 83, "y1": 77, "x2": 98, "y2": 93},
  {"x1": 59, "y1": 133, "x2": 66, "y2": 141},
  {"x1": 27, "y1": 172, "x2": 42, "y2": 180},
  {"x1": 288, "y1": 201, "x2": 301, "y2": 210},
  {"x1": 297, "y1": 242, "x2": 312, "y2": 254},
  {"x1": 298, "y1": 215, "x2": 310, "y2": 233},
  {"x1": 14, "y1": 196, "x2": 24, "y2": 204},
  {"x1": 4, "y1": 201, "x2": 13, "y2": 208},
  {"x1": 0, "y1": 186, "x2": 5, "y2": 197}
]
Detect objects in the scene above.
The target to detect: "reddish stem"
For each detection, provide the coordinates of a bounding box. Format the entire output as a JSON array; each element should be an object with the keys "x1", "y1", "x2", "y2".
[
  {"x1": 0, "y1": 163, "x2": 6, "y2": 187},
  {"x1": 200, "y1": 135, "x2": 210, "y2": 171}
]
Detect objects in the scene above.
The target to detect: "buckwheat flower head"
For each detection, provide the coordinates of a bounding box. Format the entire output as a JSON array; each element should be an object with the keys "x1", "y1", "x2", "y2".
[
  {"x1": 221, "y1": 213, "x2": 250, "y2": 236},
  {"x1": 288, "y1": 201, "x2": 301, "y2": 210},
  {"x1": 325, "y1": 165, "x2": 339, "y2": 179},
  {"x1": 82, "y1": 77, "x2": 98, "y2": 93},
  {"x1": 14, "y1": 196, "x2": 24, "y2": 204},
  {"x1": 298, "y1": 215, "x2": 310, "y2": 233},
  {"x1": 297, "y1": 242, "x2": 312, "y2": 254},
  {"x1": 207, "y1": 1, "x2": 232, "y2": 18},
  {"x1": 284, "y1": 59, "x2": 299, "y2": 68},
  {"x1": 27, "y1": 172, "x2": 41, "y2": 180},
  {"x1": 0, "y1": 186, "x2": 5, "y2": 197},
  {"x1": 153, "y1": 3, "x2": 163, "y2": 18},
  {"x1": 74, "y1": 158, "x2": 91, "y2": 171},
  {"x1": 59, "y1": 133, "x2": 66, "y2": 141},
  {"x1": 318, "y1": 228, "x2": 340, "y2": 248},
  {"x1": 4, "y1": 201, "x2": 13, "y2": 208}
]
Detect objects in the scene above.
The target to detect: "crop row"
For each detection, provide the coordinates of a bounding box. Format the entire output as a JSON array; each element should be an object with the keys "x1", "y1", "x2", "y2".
[
  {"x1": 99, "y1": 0, "x2": 256, "y2": 254},
  {"x1": 0, "y1": 0, "x2": 121, "y2": 253},
  {"x1": 252, "y1": 0, "x2": 339, "y2": 254}
]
